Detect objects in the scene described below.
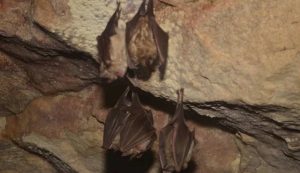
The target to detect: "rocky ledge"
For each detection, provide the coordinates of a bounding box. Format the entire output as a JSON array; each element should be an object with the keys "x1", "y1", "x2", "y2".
[{"x1": 0, "y1": 0, "x2": 299, "y2": 173}]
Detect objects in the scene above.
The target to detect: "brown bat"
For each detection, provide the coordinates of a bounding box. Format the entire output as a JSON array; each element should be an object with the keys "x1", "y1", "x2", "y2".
[
  {"x1": 159, "y1": 89, "x2": 196, "y2": 172},
  {"x1": 119, "y1": 90, "x2": 156, "y2": 157},
  {"x1": 103, "y1": 87, "x2": 156, "y2": 157},
  {"x1": 126, "y1": 0, "x2": 169, "y2": 80},
  {"x1": 97, "y1": 2, "x2": 127, "y2": 81}
]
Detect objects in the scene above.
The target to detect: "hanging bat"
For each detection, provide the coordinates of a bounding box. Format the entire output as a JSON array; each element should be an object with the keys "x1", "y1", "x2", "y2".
[
  {"x1": 126, "y1": 0, "x2": 169, "y2": 80},
  {"x1": 103, "y1": 87, "x2": 156, "y2": 157},
  {"x1": 97, "y1": 1, "x2": 128, "y2": 81},
  {"x1": 103, "y1": 87, "x2": 131, "y2": 150},
  {"x1": 119, "y1": 90, "x2": 157, "y2": 157},
  {"x1": 159, "y1": 89, "x2": 196, "y2": 172}
]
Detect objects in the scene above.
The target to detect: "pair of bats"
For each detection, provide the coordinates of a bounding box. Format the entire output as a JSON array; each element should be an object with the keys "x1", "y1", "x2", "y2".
[
  {"x1": 97, "y1": 0, "x2": 169, "y2": 81},
  {"x1": 103, "y1": 87, "x2": 196, "y2": 172}
]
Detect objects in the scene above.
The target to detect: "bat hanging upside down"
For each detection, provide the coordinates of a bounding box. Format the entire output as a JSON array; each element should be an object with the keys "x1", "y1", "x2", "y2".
[
  {"x1": 97, "y1": 2, "x2": 128, "y2": 81},
  {"x1": 159, "y1": 88, "x2": 196, "y2": 172},
  {"x1": 103, "y1": 87, "x2": 156, "y2": 157},
  {"x1": 126, "y1": 0, "x2": 169, "y2": 80}
]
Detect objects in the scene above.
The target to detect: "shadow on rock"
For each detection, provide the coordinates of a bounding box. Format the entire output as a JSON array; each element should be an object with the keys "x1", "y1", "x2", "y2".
[{"x1": 104, "y1": 150, "x2": 155, "y2": 173}]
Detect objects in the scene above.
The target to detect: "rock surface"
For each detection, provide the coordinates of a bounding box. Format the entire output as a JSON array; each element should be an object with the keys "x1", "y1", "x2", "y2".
[
  {"x1": 0, "y1": 140, "x2": 56, "y2": 173},
  {"x1": 0, "y1": 0, "x2": 300, "y2": 173},
  {"x1": 1, "y1": 84, "x2": 239, "y2": 173}
]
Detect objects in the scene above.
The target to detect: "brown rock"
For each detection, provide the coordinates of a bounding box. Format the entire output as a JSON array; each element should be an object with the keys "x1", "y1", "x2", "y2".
[
  {"x1": 1, "y1": 1, "x2": 299, "y2": 173},
  {"x1": 0, "y1": 52, "x2": 41, "y2": 116},
  {"x1": 0, "y1": 140, "x2": 56, "y2": 173}
]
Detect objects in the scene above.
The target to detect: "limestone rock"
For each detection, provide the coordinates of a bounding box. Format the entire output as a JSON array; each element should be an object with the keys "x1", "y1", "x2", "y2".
[
  {"x1": 0, "y1": 140, "x2": 56, "y2": 173},
  {"x1": 1, "y1": 0, "x2": 300, "y2": 173},
  {"x1": 0, "y1": 83, "x2": 239, "y2": 173}
]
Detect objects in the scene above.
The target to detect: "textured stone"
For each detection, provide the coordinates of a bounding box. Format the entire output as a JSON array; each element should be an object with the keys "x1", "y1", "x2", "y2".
[
  {"x1": 134, "y1": 0, "x2": 300, "y2": 108},
  {"x1": 28, "y1": 0, "x2": 300, "y2": 108},
  {"x1": 1, "y1": 0, "x2": 300, "y2": 173},
  {"x1": 4, "y1": 86, "x2": 106, "y2": 173},
  {"x1": 0, "y1": 140, "x2": 56, "y2": 173},
  {"x1": 0, "y1": 51, "x2": 41, "y2": 116},
  {"x1": 1, "y1": 84, "x2": 239, "y2": 173},
  {"x1": 0, "y1": 117, "x2": 6, "y2": 139}
]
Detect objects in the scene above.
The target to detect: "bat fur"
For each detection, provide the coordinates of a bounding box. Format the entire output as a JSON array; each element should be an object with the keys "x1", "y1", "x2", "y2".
[
  {"x1": 97, "y1": 2, "x2": 127, "y2": 81},
  {"x1": 126, "y1": 0, "x2": 169, "y2": 80}
]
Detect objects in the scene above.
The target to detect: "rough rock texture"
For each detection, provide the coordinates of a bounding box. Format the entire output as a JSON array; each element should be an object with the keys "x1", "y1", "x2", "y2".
[
  {"x1": 0, "y1": 140, "x2": 56, "y2": 173},
  {"x1": 1, "y1": 84, "x2": 239, "y2": 173},
  {"x1": 0, "y1": 0, "x2": 300, "y2": 173}
]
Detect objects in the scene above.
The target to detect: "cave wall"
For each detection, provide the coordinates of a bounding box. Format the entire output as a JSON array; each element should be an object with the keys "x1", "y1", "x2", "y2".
[{"x1": 0, "y1": 0, "x2": 300, "y2": 173}]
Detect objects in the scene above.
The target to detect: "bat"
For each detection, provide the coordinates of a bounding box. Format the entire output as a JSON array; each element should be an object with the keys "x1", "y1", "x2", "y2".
[
  {"x1": 103, "y1": 87, "x2": 156, "y2": 158},
  {"x1": 158, "y1": 89, "x2": 196, "y2": 172},
  {"x1": 103, "y1": 87, "x2": 131, "y2": 150},
  {"x1": 97, "y1": 2, "x2": 127, "y2": 81},
  {"x1": 119, "y1": 90, "x2": 156, "y2": 157},
  {"x1": 126, "y1": 0, "x2": 169, "y2": 80}
]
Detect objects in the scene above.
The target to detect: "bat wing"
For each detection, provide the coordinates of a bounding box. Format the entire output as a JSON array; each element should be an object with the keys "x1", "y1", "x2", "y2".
[
  {"x1": 125, "y1": 0, "x2": 147, "y2": 69},
  {"x1": 172, "y1": 89, "x2": 196, "y2": 171},
  {"x1": 119, "y1": 111, "x2": 156, "y2": 153},
  {"x1": 119, "y1": 91, "x2": 156, "y2": 156},
  {"x1": 149, "y1": 17, "x2": 169, "y2": 80},
  {"x1": 103, "y1": 87, "x2": 130, "y2": 149},
  {"x1": 97, "y1": 2, "x2": 121, "y2": 66},
  {"x1": 103, "y1": 107, "x2": 129, "y2": 149},
  {"x1": 159, "y1": 123, "x2": 175, "y2": 171},
  {"x1": 159, "y1": 89, "x2": 196, "y2": 172},
  {"x1": 172, "y1": 121, "x2": 195, "y2": 171},
  {"x1": 126, "y1": 0, "x2": 169, "y2": 80}
]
